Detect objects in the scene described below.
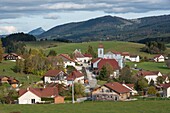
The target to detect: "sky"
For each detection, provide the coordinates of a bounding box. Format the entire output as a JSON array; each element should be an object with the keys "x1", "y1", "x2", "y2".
[{"x1": 0, "y1": 0, "x2": 170, "y2": 35}]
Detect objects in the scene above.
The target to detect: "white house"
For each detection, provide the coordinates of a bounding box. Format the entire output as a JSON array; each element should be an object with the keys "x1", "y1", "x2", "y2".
[
  {"x1": 73, "y1": 49, "x2": 92, "y2": 64},
  {"x1": 3, "y1": 53, "x2": 23, "y2": 62},
  {"x1": 154, "y1": 55, "x2": 165, "y2": 62},
  {"x1": 67, "y1": 70, "x2": 84, "y2": 85},
  {"x1": 59, "y1": 54, "x2": 75, "y2": 68},
  {"x1": 18, "y1": 87, "x2": 64, "y2": 104},
  {"x1": 137, "y1": 71, "x2": 168, "y2": 84},
  {"x1": 160, "y1": 83, "x2": 170, "y2": 97},
  {"x1": 129, "y1": 55, "x2": 140, "y2": 62},
  {"x1": 44, "y1": 70, "x2": 67, "y2": 84}
]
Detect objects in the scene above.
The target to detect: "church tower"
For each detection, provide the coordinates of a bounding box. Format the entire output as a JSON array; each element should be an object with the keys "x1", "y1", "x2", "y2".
[{"x1": 98, "y1": 43, "x2": 104, "y2": 58}]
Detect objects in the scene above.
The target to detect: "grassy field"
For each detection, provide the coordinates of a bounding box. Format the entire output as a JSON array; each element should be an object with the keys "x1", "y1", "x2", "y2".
[
  {"x1": 25, "y1": 41, "x2": 170, "y2": 58},
  {"x1": 0, "y1": 100, "x2": 170, "y2": 113},
  {"x1": 126, "y1": 62, "x2": 170, "y2": 74},
  {"x1": 0, "y1": 61, "x2": 41, "y2": 87}
]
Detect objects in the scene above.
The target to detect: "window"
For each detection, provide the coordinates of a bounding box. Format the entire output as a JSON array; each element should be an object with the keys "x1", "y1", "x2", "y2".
[
  {"x1": 100, "y1": 50, "x2": 102, "y2": 54},
  {"x1": 31, "y1": 99, "x2": 35, "y2": 104}
]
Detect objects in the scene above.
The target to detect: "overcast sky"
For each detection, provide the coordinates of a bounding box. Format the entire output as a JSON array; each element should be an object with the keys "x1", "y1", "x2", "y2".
[{"x1": 0, "y1": 0, "x2": 170, "y2": 35}]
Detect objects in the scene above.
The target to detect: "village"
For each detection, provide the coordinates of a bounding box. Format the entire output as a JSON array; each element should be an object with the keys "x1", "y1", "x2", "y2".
[{"x1": 1, "y1": 43, "x2": 170, "y2": 105}]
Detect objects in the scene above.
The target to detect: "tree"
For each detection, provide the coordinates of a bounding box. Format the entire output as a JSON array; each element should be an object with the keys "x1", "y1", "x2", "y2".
[
  {"x1": 86, "y1": 45, "x2": 97, "y2": 58},
  {"x1": 157, "y1": 76, "x2": 164, "y2": 84},
  {"x1": 147, "y1": 86, "x2": 157, "y2": 96},
  {"x1": 119, "y1": 65, "x2": 135, "y2": 84},
  {"x1": 0, "y1": 39, "x2": 3, "y2": 63},
  {"x1": 47, "y1": 50, "x2": 57, "y2": 56},
  {"x1": 135, "y1": 77, "x2": 148, "y2": 91},
  {"x1": 14, "y1": 59, "x2": 24, "y2": 73},
  {"x1": 98, "y1": 66, "x2": 108, "y2": 81},
  {"x1": 73, "y1": 83, "x2": 85, "y2": 98}
]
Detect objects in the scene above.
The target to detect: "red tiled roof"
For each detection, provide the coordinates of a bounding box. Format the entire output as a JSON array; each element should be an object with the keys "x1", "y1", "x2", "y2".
[
  {"x1": 83, "y1": 54, "x2": 92, "y2": 57},
  {"x1": 91, "y1": 58, "x2": 101, "y2": 63},
  {"x1": 44, "y1": 70, "x2": 62, "y2": 77},
  {"x1": 137, "y1": 71, "x2": 160, "y2": 76},
  {"x1": 98, "y1": 59, "x2": 120, "y2": 70},
  {"x1": 67, "y1": 70, "x2": 84, "y2": 81},
  {"x1": 59, "y1": 54, "x2": 75, "y2": 62},
  {"x1": 160, "y1": 83, "x2": 170, "y2": 89},
  {"x1": 121, "y1": 52, "x2": 129, "y2": 56},
  {"x1": 154, "y1": 54, "x2": 164, "y2": 58},
  {"x1": 111, "y1": 50, "x2": 121, "y2": 54},
  {"x1": 19, "y1": 87, "x2": 59, "y2": 98},
  {"x1": 104, "y1": 82, "x2": 131, "y2": 94}
]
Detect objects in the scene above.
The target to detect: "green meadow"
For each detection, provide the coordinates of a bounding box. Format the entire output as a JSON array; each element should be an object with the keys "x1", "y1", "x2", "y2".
[{"x1": 0, "y1": 100, "x2": 170, "y2": 113}]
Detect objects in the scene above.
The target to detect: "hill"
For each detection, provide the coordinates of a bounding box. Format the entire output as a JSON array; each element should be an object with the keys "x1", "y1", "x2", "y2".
[
  {"x1": 28, "y1": 27, "x2": 45, "y2": 36},
  {"x1": 25, "y1": 41, "x2": 170, "y2": 58},
  {"x1": 38, "y1": 14, "x2": 170, "y2": 42}
]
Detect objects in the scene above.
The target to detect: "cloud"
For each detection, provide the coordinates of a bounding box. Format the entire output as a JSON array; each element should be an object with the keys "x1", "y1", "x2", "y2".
[
  {"x1": 43, "y1": 14, "x2": 60, "y2": 19},
  {"x1": 0, "y1": 26, "x2": 18, "y2": 34},
  {"x1": 0, "y1": 0, "x2": 170, "y2": 19}
]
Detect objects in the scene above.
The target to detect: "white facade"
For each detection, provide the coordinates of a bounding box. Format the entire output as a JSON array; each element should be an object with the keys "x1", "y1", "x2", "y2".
[
  {"x1": 44, "y1": 76, "x2": 67, "y2": 84},
  {"x1": 122, "y1": 84, "x2": 138, "y2": 95},
  {"x1": 163, "y1": 87, "x2": 170, "y2": 97},
  {"x1": 18, "y1": 91, "x2": 41, "y2": 104},
  {"x1": 129, "y1": 56, "x2": 140, "y2": 62},
  {"x1": 154, "y1": 55, "x2": 165, "y2": 62},
  {"x1": 63, "y1": 61, "x2": 75, "y2": 68},
  {"x1": 103, "y1": 52, "x2": 123, "y2": 69},
  {"x1": 144, "y1": 72, "x2": 162, "y2": 84},
  {"x1": 67, "y1": 76, "x2": 84, "y2": 85}
]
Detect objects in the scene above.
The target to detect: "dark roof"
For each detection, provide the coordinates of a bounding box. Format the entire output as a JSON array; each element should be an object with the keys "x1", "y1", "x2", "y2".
[
  {"x1": 83, "y1": 54, "x2": 92, "y2": 57},
  {"x1": 104, "y1": 82, "x2": 131, "y2": 94},
  {"x1": 67, "y1": 70, "x2": 84, "y2": 81},
  {"x1": 44, "y1": 70, "x2": 63, "y2": 77},
  {"x1": 137, "y1": 71, "x2": 160, "y2": 76},
  {"x1": 160, "y1": 83, "x2": 170, "y2": 89},
  {"x1": 98, "y1": 59, "x2": 120, "y2": 70},
  {"x1": 59, "y1": 54, "x2": 75, "y2": 62},
  {"x1": 19, "y1": 87, "x2": 59, "y2": 98}
]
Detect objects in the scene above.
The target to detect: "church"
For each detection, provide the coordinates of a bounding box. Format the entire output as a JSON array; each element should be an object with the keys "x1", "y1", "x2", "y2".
[{"x1": 97, "y1": 43, "x2": 124, "y2": 69}]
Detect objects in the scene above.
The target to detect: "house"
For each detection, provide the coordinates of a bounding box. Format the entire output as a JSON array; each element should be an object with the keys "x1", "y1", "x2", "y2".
[
  {"x1": 160, "y1": 83, "x2": 170, "y2": 97},
  {"x1": 59, "y1": 54, "x2": 75, "y2": 68},
  {"x1": 122, "y1": 84, "x2": 138, "y2": 95},
  {"x1": 3, "y1": 53, "x2": 23, "y2": 61},
  {"x1": 91, "y1": 58, "x2": 120, "y2": 78},
  {"x1": 129, "y1": 55, "x2": 140, "y2": 62},
  {"x1": 92, "y1": 82, "x2": 131, "y2": 101},
  {"x1": 73, "y1": 49, "x2": 92, "y2": 64},
  {"x1": 44, "y1": 70, "x2": 67, "y2": 84},
  {"x1": 67, "y1": 70, "x2": 84, "y2": 85},
  {"x1": 0, "y1": 76, "x2": 19, "y2": 88},
  {"x1": 137, "y1": 71, "x2": 168, "y2": 84},
  {"x1": 154, "y1": 55, "x2": 165, "y2": 62},
  {"x1": 18, "y1": 87, "x2": 64, "y2": 104}
]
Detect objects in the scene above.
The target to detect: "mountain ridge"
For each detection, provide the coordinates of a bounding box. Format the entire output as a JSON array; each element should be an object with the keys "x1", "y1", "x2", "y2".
[{"x1": 38, "y1": 14, "x2": 170, "y2": 43}]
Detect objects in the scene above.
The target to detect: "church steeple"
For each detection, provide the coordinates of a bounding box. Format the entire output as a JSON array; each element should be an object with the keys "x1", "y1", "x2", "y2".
[{"x1": 98, "y1": 43, "x2": 104, "y2": 58}]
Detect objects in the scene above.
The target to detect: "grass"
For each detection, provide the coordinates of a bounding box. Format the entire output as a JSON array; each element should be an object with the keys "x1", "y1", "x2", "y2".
[
  {"x1": 0, "y1": 61, "x2": 41, "y2": 87},
  {"x1": 25, "y1": 41, "x2": 170, "y2": 58},
  {"x1": 1, "y1": 100, "x2": 170, "y2": 113},
  {"x1": 126, "y1": 62, "x2": 170, "y2": 74},
  {"x1": 97, "y1": 80, "x2": 107, "y2": 86}
]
